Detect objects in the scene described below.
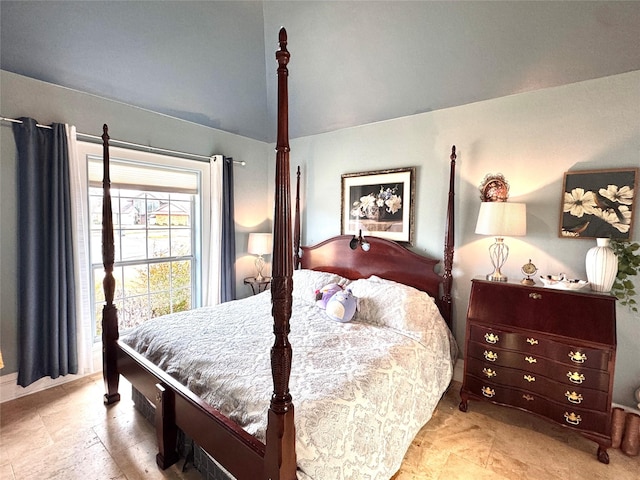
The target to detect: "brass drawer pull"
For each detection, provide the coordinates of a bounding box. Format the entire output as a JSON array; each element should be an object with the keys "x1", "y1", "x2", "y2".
[
  {"x1": 522, "y1": 394, "x2": 534, "y2": 401},
  {"x1": 483, "y1": 368, "x2": 497, "y2": 378},
  {"x1": 526, "y1": 338, "x2": 539, "y2": 345},
  {"x1": 569, "y1": 351, "x2": 587, "y2": 364},
  {"x1": 567, "y1": 371, "x2": 585, "y2": 384},
  {"x1": 525, "y1": 356, "x2": 537, "y2": 364},
  {"x1": 524, "y1": 374, "x2": 536, "y2": 382},
  {"x1": 482, "y1": 386, "x2": 495, "y2": 398},
  {"x1": 484, "y1": 350, "x2": 498, "y2": 362},
  {"x1": 529, "y1": 292, "x2": 542, "y2": 300},
  {"x1": 484, "y1": 332, "x2": 499, "y2": 344},
  {"x1": 565, "y1": 391, "x2": 583, "y2": 404},
  {"x1": 564, "y1": 412, "x2": 582, "y2": 425}
]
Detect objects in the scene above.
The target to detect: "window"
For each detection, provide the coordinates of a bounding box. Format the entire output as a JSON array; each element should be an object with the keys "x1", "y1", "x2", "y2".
[{"x1": 79, "y1": 143, "x2": 211, "y2": 339}]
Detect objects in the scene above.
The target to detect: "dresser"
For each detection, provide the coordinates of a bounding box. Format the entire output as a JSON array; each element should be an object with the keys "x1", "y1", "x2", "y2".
[{"x1": 459, "y1": 279, "x2": 617, "y2": 464}]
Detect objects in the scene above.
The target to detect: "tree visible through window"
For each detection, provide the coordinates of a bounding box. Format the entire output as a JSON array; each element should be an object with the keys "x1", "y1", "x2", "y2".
[{"x1": 90, "y1": 189, "x2": 195, "y2": 337}]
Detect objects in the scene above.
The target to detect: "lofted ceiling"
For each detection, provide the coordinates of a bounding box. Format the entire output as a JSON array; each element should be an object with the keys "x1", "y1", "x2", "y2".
[{"x1": 2, "y1": 1, "x2": 640, "y2": 143}]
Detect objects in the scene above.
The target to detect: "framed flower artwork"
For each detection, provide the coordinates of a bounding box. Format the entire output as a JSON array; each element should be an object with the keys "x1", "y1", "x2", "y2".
[
  {"x1": 341, "y1": 167, "x2": 415, "y2": 244},
  {"x1": 560, "y1": 168, "x2": 638, "y2": 239}
]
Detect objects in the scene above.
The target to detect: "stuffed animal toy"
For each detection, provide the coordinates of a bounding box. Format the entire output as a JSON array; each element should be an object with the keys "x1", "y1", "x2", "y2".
[
  {"x1": 315, "y1": 283, "x2": 343, "y2": 309},
  {"x1": 325, "y1": 288, "x2": 357, "y2": 323}
]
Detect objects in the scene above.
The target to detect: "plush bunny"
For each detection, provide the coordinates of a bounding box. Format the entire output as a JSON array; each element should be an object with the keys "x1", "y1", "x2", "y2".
[
  {"x1": 325, "y1": 288, "x2": 357, "y2": 323},
  {"x1": 315, "y1": 283, "x2": 343, "y2": 309}
]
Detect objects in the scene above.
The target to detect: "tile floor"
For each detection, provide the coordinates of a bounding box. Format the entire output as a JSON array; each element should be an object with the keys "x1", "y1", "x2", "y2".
[{"x1": 0, "y1": 373, "x2": 638, "y2": 479}]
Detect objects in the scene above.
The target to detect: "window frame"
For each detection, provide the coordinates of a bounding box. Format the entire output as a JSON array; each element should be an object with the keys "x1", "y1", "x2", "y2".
[{"x1": 78, "y1": 141, "x2": 211, "y2": 339}]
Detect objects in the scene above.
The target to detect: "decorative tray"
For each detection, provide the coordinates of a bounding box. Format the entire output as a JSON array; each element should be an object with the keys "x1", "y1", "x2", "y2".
[{"x1": 539, "y1": 275, "x2": 590, "y2": 290}]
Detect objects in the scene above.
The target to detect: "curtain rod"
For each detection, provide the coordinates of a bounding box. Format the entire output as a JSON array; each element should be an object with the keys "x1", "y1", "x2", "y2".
[{"x1": 1, "y1": 116, "x2": 246, "y2": 166}]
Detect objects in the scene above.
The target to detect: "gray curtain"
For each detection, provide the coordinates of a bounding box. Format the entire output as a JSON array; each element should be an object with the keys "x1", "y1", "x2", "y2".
[
  {"x1": 13, "y1": 118, "x2": 78, "y2": 387},
  {"x1": 220, "y1": 157, "x2": 236, "y2": 302}
]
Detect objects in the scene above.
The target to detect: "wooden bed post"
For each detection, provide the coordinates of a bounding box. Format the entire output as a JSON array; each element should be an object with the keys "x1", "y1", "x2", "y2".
[
  {"x1": 441, "y1": 145, "x2": 456, "y2": 329},
  {"x1": 102, "y1": 124, "x2": 121, "y2": 405},
  {"x1": 264, "y1": 27, "x2": 297, "y2": 480},
  {"x1": 293, "y1": 166, "x2": 301, "y2": 269}
]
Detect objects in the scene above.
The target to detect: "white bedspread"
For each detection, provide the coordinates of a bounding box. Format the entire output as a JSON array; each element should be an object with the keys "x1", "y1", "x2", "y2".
[{"x1": 121, "y1": 274, "x2": 455, "y2": 480}]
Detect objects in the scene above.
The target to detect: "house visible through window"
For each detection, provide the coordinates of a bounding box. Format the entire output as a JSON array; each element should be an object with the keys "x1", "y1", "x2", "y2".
[{"x1": 81, "y1": 143, "x2": 211, "y2": 340}]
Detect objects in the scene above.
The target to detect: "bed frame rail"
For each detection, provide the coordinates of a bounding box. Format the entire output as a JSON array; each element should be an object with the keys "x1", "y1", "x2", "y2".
[{"x1": 117, "y1": 341, "x2": 265, "y2": 476}]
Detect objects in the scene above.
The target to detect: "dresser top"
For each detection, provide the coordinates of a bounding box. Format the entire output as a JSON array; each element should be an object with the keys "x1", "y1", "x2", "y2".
[
  {"x1": 472, "y1": 277, "x2": 617, "y2": 300},
  {"x1": 468, "y1": 278, "x2": 616, "y2": 346}
]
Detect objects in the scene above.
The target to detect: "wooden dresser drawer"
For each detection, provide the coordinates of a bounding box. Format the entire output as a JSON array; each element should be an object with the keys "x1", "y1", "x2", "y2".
[
  {"x1": 464, "y1": 375, "x2": 610, "y2": 436},
  {"x1": 467, "y1": 281, "x2": 616, "y2": 345},
  {"x1": 465, "y1": 359, "x2": 609, "y2": 411},
  {"x1": 461, "y1": 280, "x2": 616, "y2": 464},
  {"x1": 466, "y1": 341, "x2": 610, "y2": 391},
  {"x1": 469, "y1": 324, "x2": 611, "y2": 371}
]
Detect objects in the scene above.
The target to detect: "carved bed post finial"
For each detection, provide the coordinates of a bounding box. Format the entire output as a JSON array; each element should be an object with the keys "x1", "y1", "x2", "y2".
[
  {"x1": 101, "y1": 124, "x2": 120, "y2": 405},
  {"x1": 265, "y1": 27, "x2": 297, "y2": 479},
  {"x1": 442, "y1": 145, "x2": 456, "y2": 328},
  {"x1": 275, "y1": 27, "x2": 290, "y2": 152}
]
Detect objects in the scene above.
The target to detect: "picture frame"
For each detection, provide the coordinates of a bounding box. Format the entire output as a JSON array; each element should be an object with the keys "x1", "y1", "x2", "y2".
[
  {"x1": 341, "y1": 167, "x2": 415, "y2": 244},
  {"x1": 560, "y1": 167, "x2": 638, "y2": 240}
]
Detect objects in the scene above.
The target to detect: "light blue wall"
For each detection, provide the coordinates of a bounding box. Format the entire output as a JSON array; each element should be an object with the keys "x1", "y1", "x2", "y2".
[
  {"x1": 0, "y1": 70, "x2": 271, "y2": 374},
  {"x1": 281, "y1": 71, "x2": 640, "y2": 408},
  {"x1": 2, "y1": 69, "x2": 639, "y2": 409}
]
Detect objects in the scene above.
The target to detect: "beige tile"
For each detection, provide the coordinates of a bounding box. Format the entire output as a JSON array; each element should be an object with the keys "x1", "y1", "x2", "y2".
[
  {"x1": 487, "y1": 412, "x2": 639, "y2": 480},
  {"x1": 417, "y1": 406, "x2": 456, "y2": 434},
  {"x1": 423, "y1": 410, "x2": 496, "y2": 469},
  {"x1": 112, "y1": 438, "x2": 201, "y2": 480},
  {"x1": 405, "y1": 439, "x2": 452, "y2": 480},
  {"x1": 10, "y1": 439, "x2": 124, "y2": 479},
  {"x1": 437, "y1": 382, "x2": 463, "y2": 412},
  {"x1": 565, "y1": 433, "x2": 640, "y2": 480},
  {"x1": 2, "y1": 374, "x2": 639, "y2": 480},
  {"x1": 0, "y1": 409, "x2": 53, "y2": 465},
  {"x1": 2, "y1": 385, "x2": 69, "y2": 415},
  {"x1": 0, "y1": 462, "x2": 15, "y2": 479},
  {"x1": 437, "y1": 452, "x2": 512, "y2": 480},
  {"x1": 92, "y1": 404, "x2": 158, "y2": 456}
]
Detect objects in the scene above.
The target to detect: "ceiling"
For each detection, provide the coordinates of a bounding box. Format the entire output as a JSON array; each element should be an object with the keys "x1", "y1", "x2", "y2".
[{"x1": 2, "y1": 1, "x2": 639, "y2": 143}]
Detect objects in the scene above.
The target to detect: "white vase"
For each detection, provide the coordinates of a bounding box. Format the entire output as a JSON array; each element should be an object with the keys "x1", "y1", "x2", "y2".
[{"x1": 585, "y1": 238, "x2": 618, "y2": 293}]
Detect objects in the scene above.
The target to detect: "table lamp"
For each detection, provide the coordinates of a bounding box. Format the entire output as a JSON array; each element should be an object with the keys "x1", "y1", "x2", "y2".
[
  {"x1": 475, "y1": 202, "x2": 526, "y2": 282},
  {"x1": 248, "y1": 233, "x2": 272, "y2": 281}
]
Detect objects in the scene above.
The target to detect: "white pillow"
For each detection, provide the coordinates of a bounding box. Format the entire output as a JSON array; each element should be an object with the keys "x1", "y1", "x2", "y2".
[
  {"x1": 348, "y1": 276, "x2": 443, "y2": 340},
  {"x1": 292, "y1": 269, "x2": 351, "y2": 304}
]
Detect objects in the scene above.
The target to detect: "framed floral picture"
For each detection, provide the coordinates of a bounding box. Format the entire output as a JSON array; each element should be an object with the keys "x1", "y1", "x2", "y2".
[
  {"x1": 341, "y1": 167, "x2": 415, "y2": 244},
  {"x1": 560, "y1": 168, "x2": 638, "y2": 239}
]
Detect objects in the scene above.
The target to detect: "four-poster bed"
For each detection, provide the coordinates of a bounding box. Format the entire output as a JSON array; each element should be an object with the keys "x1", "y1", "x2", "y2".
[{"x1": 101, "y1": 28, "x2": 457, "y2": 479}]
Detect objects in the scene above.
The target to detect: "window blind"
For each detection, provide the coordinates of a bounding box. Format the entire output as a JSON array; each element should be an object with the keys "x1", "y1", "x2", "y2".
[{"x1": 87, "y1": 155, "x2": 199, "y2": 194}]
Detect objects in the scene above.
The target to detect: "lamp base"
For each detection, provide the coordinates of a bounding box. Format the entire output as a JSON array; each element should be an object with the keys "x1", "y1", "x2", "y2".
[
  {"x1": 486, "y1": 238, "x2": 509, "y2": 282},
  {"x1": 254, "y1": 255, "x2": 265, "y2": 282},
  {"x1": 486, "y1": 271, "x2": 508, "y2": 282}
]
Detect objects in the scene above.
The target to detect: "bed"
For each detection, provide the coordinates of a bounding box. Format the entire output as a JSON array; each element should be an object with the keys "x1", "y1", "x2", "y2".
[{"x1": 100, "y1": 28, "x2": 458, "y2": 480}]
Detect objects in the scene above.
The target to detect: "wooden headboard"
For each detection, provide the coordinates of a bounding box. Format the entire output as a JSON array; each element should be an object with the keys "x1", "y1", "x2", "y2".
[
  {"x1": 301, "y1": 235, "x2": 439, "y2": 290},
  {"x1": 300, "y1": 147, "x2": 457, "y2": 329},
  {"x1": 300, "y1": 235, "x2": 449, "y2": 325}
]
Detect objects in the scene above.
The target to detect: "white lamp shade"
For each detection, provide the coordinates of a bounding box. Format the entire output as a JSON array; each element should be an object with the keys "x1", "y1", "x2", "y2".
[
  {"x1": 475, "y1": 202, "x2": 527, "y2": 237},
  {"x1": 248, "y1": 233, "x2": 273, "y2": 255}
]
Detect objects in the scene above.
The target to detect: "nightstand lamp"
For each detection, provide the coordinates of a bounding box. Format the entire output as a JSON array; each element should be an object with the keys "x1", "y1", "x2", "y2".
[
  {"x1": 248, "y1": 233, "x2": 272, "y2": 282},
  {"x1": 475, "y1": 202, "x2": 526, "y2": 282}
]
